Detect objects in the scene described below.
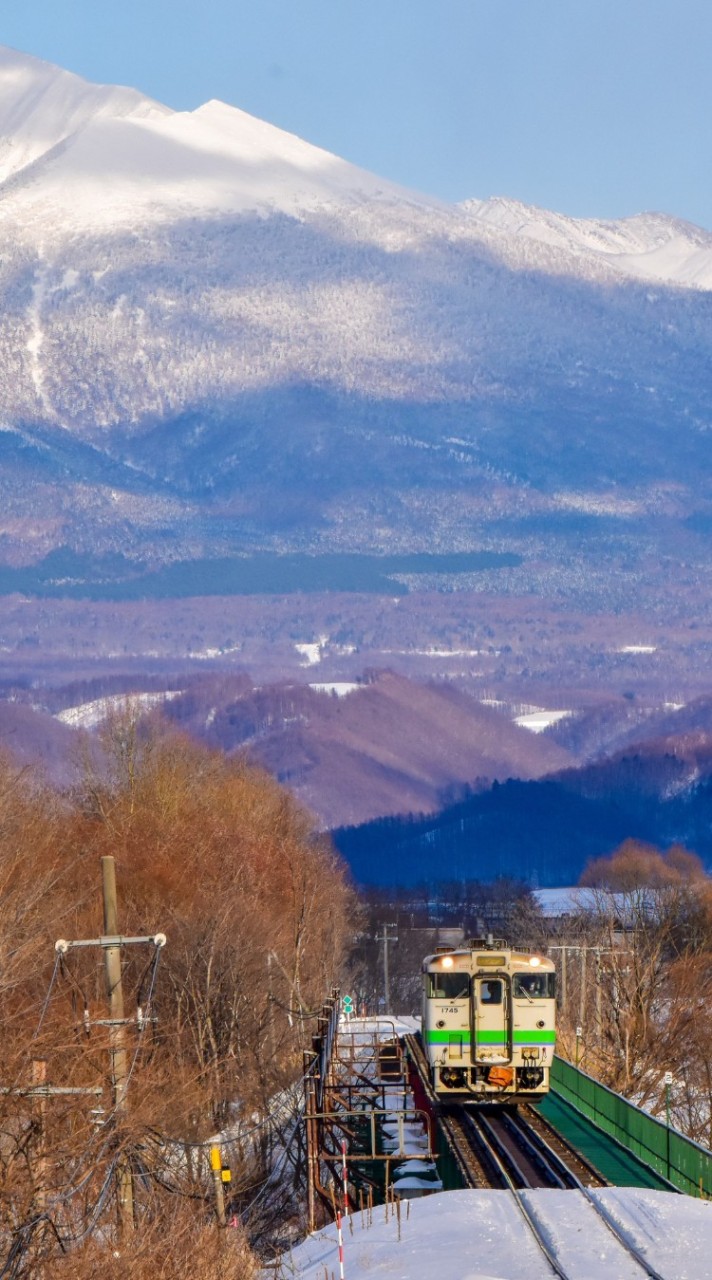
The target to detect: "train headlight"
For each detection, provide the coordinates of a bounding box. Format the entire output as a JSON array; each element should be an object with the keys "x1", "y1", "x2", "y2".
[
  {"x1": 441, "y1": 955, "x2": 454, "y2": 968},
  {"x1": 529, "y1": 957, "x2": 541, "y2": 967}
]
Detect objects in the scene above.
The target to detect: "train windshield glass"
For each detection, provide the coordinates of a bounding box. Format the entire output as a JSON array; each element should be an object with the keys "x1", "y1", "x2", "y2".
[
  {"x1": 427, "y1": 972, "x2": 471, "y2": 1000},
  {"x1": 513, "y1": 972, "x2": 556, "y2": 999}
]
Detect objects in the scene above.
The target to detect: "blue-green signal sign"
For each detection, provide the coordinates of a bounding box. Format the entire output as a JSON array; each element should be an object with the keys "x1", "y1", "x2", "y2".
[{"x1": 342, "y1": 995, "x2": 354, "y2": 1015}]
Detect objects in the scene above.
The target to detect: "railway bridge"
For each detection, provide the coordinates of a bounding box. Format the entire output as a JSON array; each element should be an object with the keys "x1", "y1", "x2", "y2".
[{"x1": 302, "y1": 1004, "x2": 712, "y2": 1230}]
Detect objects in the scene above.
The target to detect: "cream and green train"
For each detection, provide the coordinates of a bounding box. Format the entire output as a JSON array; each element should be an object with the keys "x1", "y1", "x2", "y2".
[{"x1": 421, "y1": 937, "x2": 556, "y2": 1101}]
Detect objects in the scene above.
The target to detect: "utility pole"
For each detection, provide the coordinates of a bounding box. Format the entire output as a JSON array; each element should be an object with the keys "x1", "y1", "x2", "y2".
[
  {"x1": 578, "y1": 946, "x2": 586, "y2": 1031},
  {"x1": 55, "y1": 856, "x2": 166, "y2": 1244},
  {"x1": 664, "y1": 1070, "x2": 673, "y2": 1181},
  {"x1": 0, "y1": 1066, "x2": 103, "y2": 1221},
  {"x1": 303, "y1": 1050, "x2": 318, "y2": 1234},
  {"x1": 380, "y1": 924, "x2": 398, "y2": 1014},
  {"x1": 31, "y1": 1059, "x2": 47, "y2": 1215},
  {"x1": 101, "y1": 855, "x2": 134, "y2": 1239},
  {"x1": 560, "y1": 946, "x2": 567, "y2": 1015}
]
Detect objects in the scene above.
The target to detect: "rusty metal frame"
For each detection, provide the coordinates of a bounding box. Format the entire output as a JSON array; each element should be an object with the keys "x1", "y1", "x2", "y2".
[{"x1": 302, "y1": 1002, "x2": 436, "y2": 1230}]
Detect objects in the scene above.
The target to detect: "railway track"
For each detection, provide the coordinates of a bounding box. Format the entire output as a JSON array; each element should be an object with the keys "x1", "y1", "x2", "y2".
[
  {"x1": 439, "y1": 1101, "x2": 606, "y2": 1192},
  {"x1": 405, "y1": 1034, "x2": 671, "y2": 1277},
  {"x1": 447, "y1": 1103, "x2": 670, "y2": 1280}
]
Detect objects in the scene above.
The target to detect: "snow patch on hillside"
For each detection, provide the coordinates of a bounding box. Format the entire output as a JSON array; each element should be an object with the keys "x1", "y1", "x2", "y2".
[
  {"x1": 56, "y1": 690, "x2": 180, "y2": 728},
  {"x1": 309, "y1": 682, "x2": 360, "y2": 697},
  {"x1": 515, "y1": 709, "x2": 571, "y2": 733}
]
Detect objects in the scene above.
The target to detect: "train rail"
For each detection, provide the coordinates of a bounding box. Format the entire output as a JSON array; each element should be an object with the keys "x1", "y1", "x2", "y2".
[
  {"x1": 443, "y1": 1104, "x2": 600, "y2": 1192},
  {"x1": 405, "y1": 1032, "x2": 670, "y2": 1277},
  {"x1": 446, "y1": 1103, "x2": 669, "y2": 1280}
]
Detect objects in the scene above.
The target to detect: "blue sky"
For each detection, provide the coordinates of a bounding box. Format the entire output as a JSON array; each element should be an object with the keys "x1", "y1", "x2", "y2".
[{"x1": 3, "y1": 0, "x2": 711, "y2": 226}]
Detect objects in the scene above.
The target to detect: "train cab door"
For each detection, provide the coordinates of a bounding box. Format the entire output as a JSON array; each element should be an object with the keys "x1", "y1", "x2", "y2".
[{"x1": 473, "y1": 974, "x2": 512, "y2": 1064}]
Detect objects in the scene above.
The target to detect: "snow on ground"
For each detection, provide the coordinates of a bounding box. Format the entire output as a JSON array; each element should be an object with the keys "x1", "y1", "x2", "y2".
[
  {"x1": 283, "y1": 1187, "x2": 712, "y2": 1280},
  {"x1": 520, "y1": 1189, "x2": 643, "y2": 1279},
  {"x1": 295, "y1": 642, "x2": 325, "y2": 666},
  {"x1": 341, "y1": 1015, "x2": 420, "y2": 1038},
  {"x1": 309, "y1": 683, "x2": 360, "y2": 697},
  {"x1": 56, "y1": 690, "x2": 180, "y2": 728},
  {"x1": 590, "y1": 1187, "x2": 712, "y2": 1279},
  {"x1": 286, "y1": 1190, "x2": 553, "y2": 1280},
  {"x1": 533, "y1": 888, "x2": 581, "y2": 917},
  {"x1": 478, "y1": 699, "x2": 572, "y2": 732},
  {"x1": 514, "y1": 709, "x2": 571, "y2": 733}
]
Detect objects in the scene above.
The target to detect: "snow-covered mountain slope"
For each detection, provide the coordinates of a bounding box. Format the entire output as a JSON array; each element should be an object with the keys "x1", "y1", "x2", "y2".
[
  {"x1": 462, "y1": 196, "x2": 712, "y2": 289},
  {"x1": 0, "y1": 46, "x2": 436, "y2": 231},
  {"x1": 0, "y1": 45, "x2": 711, "y2": 572},
  {"x1": 0, "y1": 45, "x2": 169, "y2": 188}
]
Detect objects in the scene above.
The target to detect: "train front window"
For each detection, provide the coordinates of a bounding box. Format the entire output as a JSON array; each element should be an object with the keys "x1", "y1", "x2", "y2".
[
  {"x1": 513, "y1": 972, "x2": 556, "y2": 1000},
  {"x1": 427, "y1": 972, "x2": 470, "y2": 1000},
  {"x1": 479, "y1": 979, "x2": 502, "y2": 1005}
]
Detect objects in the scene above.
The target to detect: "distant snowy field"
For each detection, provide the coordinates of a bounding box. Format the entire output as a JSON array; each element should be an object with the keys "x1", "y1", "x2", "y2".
[{"x1": 286, "y1": 1186, "x2": 712, "y2": 1280}]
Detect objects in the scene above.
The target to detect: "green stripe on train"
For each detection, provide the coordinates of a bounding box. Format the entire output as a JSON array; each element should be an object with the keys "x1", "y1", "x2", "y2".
[{"x1": 425, "y1": 1029, "x2": 556, "y2": 1045}]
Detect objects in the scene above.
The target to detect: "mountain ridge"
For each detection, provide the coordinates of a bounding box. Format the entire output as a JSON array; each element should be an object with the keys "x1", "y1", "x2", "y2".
[
  {"x1": 461, "y1": 195, "x2": 712, "y2": 288},
  {"x1": 0, "y1": 45, "x2": 438, "y2": 232}
]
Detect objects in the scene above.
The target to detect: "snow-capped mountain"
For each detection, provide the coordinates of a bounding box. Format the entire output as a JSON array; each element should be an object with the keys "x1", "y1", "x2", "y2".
[
  {"x1": 0, "y1": 45, "x2": 711, "y2": 574},
  {"x1": 0, "y1": 47, "x2": 169, "y2": 188},
  {"x1": 462, "y1": 197, "x2": 712, "y2": 290},
  {"x1": 0, "y1": 45, "x2": 435, "y2": 231}
]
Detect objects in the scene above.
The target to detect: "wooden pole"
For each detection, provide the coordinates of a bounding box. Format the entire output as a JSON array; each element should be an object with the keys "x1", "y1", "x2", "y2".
[
  {"x1": 595, "y1": 950, "x2": 602, "y2": 1042},
  {"x1": 307, "y1": 1070, "x2": 320, "y2": 1233},
  {"x1": 31, "y1": 1059, "x2": 47, "y2": 1214},
  {"x1": 560, "y1": 947, "x2": 567, "y2": 1015},
  {"x1": 101, "y1": 855, "x2": 134, "y2": 1238},
  {"x1": 578, "y1": 947, "x2": 587, "y2": 1032}
]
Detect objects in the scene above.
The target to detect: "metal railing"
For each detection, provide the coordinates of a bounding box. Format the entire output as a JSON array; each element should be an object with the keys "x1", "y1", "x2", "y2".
[{"x1": 552, "y1": 1055, "x2": 712, "y2": 1197}]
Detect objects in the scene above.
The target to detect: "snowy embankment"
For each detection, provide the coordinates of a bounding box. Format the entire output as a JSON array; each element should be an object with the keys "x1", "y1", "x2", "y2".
[{"x1": 283, "y1": 1186, "x2": 712, "y2": 1280}]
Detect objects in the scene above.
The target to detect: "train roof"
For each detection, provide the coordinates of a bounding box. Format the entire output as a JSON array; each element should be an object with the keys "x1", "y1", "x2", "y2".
[{"x1": 422, "y1": 942, "x2": 554, "y2": 969}]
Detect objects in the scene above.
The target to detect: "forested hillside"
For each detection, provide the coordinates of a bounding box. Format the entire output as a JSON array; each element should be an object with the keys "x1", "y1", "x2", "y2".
[
  {"x1": 335, "y1": 752, "x2": 712, "y2": 887},
  {"x1": 161, "y1": 670, "x2": 571, "y2": 826}
]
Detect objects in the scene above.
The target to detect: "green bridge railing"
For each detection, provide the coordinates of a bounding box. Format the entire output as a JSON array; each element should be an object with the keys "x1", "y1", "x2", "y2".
[{"x1": 552, "y1": 1055, "x2": 712, "y2": 1198}]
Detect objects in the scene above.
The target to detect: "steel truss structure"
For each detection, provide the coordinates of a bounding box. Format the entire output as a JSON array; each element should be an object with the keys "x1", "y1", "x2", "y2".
[{"x1": 302, "y1": 997, "x2": 436, "y2": 1231}]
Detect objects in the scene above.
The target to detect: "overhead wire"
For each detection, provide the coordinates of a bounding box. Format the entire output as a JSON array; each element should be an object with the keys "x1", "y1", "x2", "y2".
[
  {"x1": 2, "y1": 940, "x2": 166, "y2": 1275},
  {"x1": 31, "y1": 952, "x2": 62, "y2": 1041}
]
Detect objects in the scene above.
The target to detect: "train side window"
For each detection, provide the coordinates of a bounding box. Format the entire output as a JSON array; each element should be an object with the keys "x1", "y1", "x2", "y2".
[
  {"x1": 427, "y1": 973, "x2": 471, "y2": 999},
  {"x1": 479, "y1": 979, "x2": 502, "y2": 1005},
  {"x1": 513, "y1": 972, "x2": 556, "y2": 999}
]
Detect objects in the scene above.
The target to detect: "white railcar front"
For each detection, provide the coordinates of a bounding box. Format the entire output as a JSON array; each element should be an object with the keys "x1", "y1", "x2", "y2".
[{"x1": 421, "y1": 938, "x2": 556, "y2": 1101}]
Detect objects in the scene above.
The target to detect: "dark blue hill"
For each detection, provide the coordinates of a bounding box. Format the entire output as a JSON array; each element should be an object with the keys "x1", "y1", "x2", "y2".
[{"x1": 332, "y1": 771, "x2": 712, "y2": 887}]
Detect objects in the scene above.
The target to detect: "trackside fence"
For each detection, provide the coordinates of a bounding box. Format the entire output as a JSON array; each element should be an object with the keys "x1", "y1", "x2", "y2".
[{"x1": 552, "y1": 1055, "x2": 712, "y2": 1197}]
